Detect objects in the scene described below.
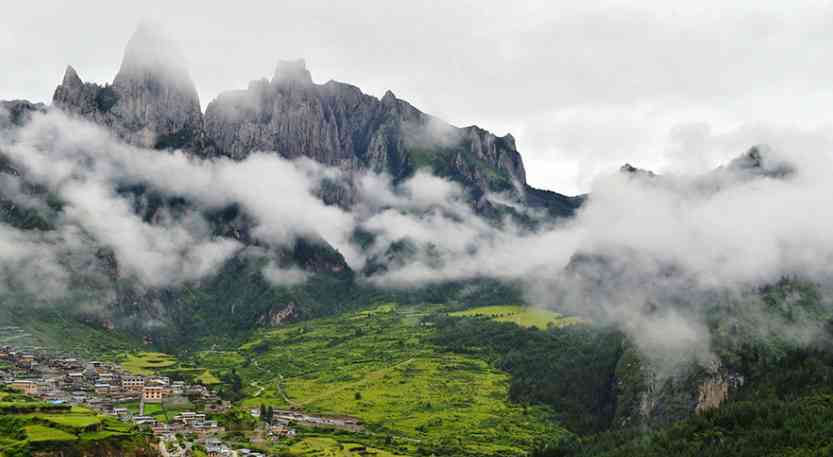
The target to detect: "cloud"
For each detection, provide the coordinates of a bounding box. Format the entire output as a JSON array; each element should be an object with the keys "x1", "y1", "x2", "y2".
[
  {"x1": 346, "y1": 143, "x2": 833, "y2": 372},
  {"x1": 11, "y1": 2, "x2": 833, "y2": 194},
  {"x1": 0, "y1": 109, "x2": 358, "y2": 291},
  {"x1": 261, "y1": 261, "x2": 309, "y2": 287},
  {"x1": 3, "y1": 107, "x2": 833, "y2": 375}
]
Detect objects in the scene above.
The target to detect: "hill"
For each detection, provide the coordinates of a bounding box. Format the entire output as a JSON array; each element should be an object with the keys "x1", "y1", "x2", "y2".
[{"x1": 193, "y1": 303, "x2": 573, "y2": 456}]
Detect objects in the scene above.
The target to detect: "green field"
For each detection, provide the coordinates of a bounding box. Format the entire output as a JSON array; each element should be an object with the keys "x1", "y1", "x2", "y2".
[
  {"x1": 451, "y1": 305, "x2": 583, "y2": 328},
  {"x1": 36, "y1": 413, "x2": 101, "y2": 429},
  {"x1": 24, "y1": 425, "x2": 77, "y2": 443},
  {"x1": 0, "y1": 389, "x2": 146, "y2": 455},
  {"x1": 289, "y1": 436, "x2": 406, "y2": 456},
  {"x1": 121, "y1": 399, "x2": 194, "y2": 423},
  {"x1": 120, "y1": 352, "x2": 177, "y2": 375},
  {"x1": 198, "y1": 303, "x2": 567, "y2": 456},
  {"x1": 195, "y1": 369, "x2": 221, "y2": 385}
]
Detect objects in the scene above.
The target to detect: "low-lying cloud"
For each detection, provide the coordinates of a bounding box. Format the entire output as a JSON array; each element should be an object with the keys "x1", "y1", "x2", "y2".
[{"x1": 2, "y1": 107, "x2": 833, "y2": 372}]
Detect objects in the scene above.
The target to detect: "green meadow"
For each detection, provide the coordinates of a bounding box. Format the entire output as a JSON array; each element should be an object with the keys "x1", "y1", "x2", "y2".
[
  {"x1": 289, "y1": 436, "x2": 407, "y2": 456},
  {"x1": 120, "y1": 352, "x2": 177, "y2": 375},
  {"x1": 197, "y1": 303, "x2": 569, "y2": 456},
  {"x1": 451, "y1": 304, "x2": 583, "y2": 328},
  {"x1": 0, "y1": 389, "x2": 143, "y2": 455}
]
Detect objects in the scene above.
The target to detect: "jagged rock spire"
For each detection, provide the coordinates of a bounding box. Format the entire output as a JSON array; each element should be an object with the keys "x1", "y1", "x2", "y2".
[
  {"x1": 61, "y1": 65, "x2": 83, "y2": 89},
  {"x1": 272, "y1": 59, "x2": 313, "y2": 86},
  {"x1": 53, "y1": 23, "x2": 204, "y2": 150},
  {"x1": 114, "y1": 22, "x2": 195, "y2": 91}
]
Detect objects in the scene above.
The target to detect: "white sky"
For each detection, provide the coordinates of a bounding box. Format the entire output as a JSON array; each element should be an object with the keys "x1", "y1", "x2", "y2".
[{"x1": 4, "y1": 0, "x2": 833, "y2": 195}]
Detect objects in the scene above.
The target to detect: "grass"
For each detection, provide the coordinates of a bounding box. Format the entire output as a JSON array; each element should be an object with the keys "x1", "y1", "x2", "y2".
[
  {"x1": 198, "y1": 303, "x2": 567, "y2": 456},
  {"x1": 289, "y1": 436, "x2": 406, "y2": 456},
  {"x1": 196, "y1": 369, "x2": 221, "y2": 385},
  {"x1": 36, "y1": 413, "x2": 101, "y2": 429},
  {"x1": 121, "y1": 399, "x2": 195, "y2": 423},
  {"x1": 0, "y1": 307, "x2": 140, "y2": 360},
  {"x1": 451, "y1": 305, "x2": 583, "y2": 328},
  {"x1": 0, "y1": 395, "x2": 144, "y2": 454},
  {"x1": 23, "y1": 425, "x2": 77, "y2": 443},
  {"x1": 121, "y1": 352, "x2": 177, "y2": 375}
]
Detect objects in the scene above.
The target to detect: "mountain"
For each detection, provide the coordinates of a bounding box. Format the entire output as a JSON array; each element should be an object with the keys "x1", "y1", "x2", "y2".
[
  {"x1": 53, "y1": 24, "x2": 204, "y2": 151},
  {"x1": 51, "y1": 27, "x2": 578, "y2": 218},
  {"x1": 4, "y1": 23, "x2": 833, "y2": 457},
  {"x1": 0, "y1": 25, "x2": 572, "y2": 347}
]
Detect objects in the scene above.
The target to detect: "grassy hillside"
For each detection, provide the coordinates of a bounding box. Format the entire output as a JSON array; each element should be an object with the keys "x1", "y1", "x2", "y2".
[
  {"x1": 0, "y1": 306, "x2": 141, "y2": 359},
  {"x1": 0, "y1": 389, "x2": 154, "y2": 457},
  {"x1": 450, "y1": 305, "x2": 583, "y2": 328},
  {"x1": 195, "y1": 303, "x2": 572, "y2": 456}
]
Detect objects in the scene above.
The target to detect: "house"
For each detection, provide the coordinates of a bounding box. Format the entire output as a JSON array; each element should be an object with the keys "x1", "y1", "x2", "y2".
[
  {"x1": 95, "y1": 384, "x2": 111, "y2": 395},
  {"x1": 18, "y1": 355, "x2": 36, "y2": 369},
  {"x1": 174, "y1": 412, "x2": 206, "y2": 425},
  {"x1": 147, "y1": 376, "x2": 170, "y2": 386},
  {"x1": 171, "y1": 381, "x2": 186, "y2": 394},
  {"x1": 270, "y1": 424, "x2": 297, "y2": 438},
  {"x1": 151, "y1": 423, "x2": 172, "y2": 436},
  {"x1": 205, "y1": 438, "x2": 230, "y2": 457},
  {"x1": 8, "y1": 380, "x2": 37, "y2": 395},
  {"x1": 122, "y1": 376, "x2": 145, "y2": 392},
  {"x1": 132, "y1": 415, "x2": 156, "y2": 426},
  {"x1": 143, "y1": 386, "x2": 165, "y2": 402}
]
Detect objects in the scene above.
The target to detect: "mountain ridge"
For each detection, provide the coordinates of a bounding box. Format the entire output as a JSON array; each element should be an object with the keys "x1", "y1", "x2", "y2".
[{"x1": 47, "y1": 26, "x2": 579, "y2": 219}]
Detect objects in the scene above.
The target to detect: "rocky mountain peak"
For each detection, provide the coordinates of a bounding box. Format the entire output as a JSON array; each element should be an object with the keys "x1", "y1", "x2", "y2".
[
  {"x1": 61, "y1": 65, "x2": 83, "y2": 89},
  {"x1": 727, "y1": 144, "x2": 793, "y2": 178},
  {"x1": 620, "y1": 163, "x2": 655, "y2": 177},
  {"x1": 381, "y1": 90, "x2": 397, "y2": 104},
  {"x1": 114, "y1": 22, "x2": 194, "y2": 91},
  {"x1": 53, "y1": 24, "x2": 204, "y2": 150},
  {"x1": 272, "y1": 59, "x2": 313, "y2": 86}
]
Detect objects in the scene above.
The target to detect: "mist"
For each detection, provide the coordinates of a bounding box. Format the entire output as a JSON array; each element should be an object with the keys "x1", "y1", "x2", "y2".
[{"x1": 2, "y1": 105, "x2": 833, "y2": 373}]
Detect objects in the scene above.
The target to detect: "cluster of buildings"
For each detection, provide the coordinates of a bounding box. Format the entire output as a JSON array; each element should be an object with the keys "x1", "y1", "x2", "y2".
[
  {"x1": 0, "y1": 344, "x2": 227, "y2": 425},
  {"x1": 147, "y1": 411, "x2": 223, "y2": 438},
  {"x1": 271, "y1": 409, "x2": 361, "y2": 433},
  {"x1": 0, "y1": 334, "x2": 328, "y2": 455},
  {"x1": 204, "y1": 438, "x2": 267, "y2": 457},
  {"x1": 1, "y1": 345, "x2": 215, "y2": 409}
]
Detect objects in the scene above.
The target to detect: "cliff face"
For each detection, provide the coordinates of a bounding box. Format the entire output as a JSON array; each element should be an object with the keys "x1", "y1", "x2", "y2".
[
  {"x1": 49, "y1": 26, "x2": 572, "y2": 215},
  {"x1": 204, "y1": 60, "x2": 526, "y2": 195},
  {"x1": 53, "y1": 24, "x2": 204, "y2": 150},
  {"x1": 612, "y1": 343, "x2": 745, "y2": 429}
]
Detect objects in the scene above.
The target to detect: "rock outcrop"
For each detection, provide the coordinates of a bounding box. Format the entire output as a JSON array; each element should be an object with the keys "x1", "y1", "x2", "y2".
[
  {"x1": 53, "y1": 24, "x2": 204, "y2": 150},
  {"x1": 49, "y1": 25, "x2": 579, "y2": 217},
  {"x1": 204, "y1": 60, "x2": 526, "y2": 195},
  {"x1": 0, "y1": 100, "x2": 45, "y2": 129}
]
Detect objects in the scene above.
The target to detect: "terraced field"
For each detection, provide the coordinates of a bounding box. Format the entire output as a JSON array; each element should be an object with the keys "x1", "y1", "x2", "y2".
[
  {"x1": 120, "y1": 352, "x2": 177, "y2": 375},
  {"x1": 289, "y1": 436, "x2": 407, "y2": 456},
  {"x1": 450, "y1": 304, "x2": 583, "y2": 328},
  {"x1": 0, "y1": 389, "x2": 148, "y2": 456},
  {"x1": 197, "y1": 303, "x2": 568, "y2": 456}
]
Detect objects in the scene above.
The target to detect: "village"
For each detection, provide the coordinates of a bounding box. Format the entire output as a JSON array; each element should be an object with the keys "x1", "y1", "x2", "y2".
[{"x1": 0, "y1": 326, "x2": 319, "y2": 457}]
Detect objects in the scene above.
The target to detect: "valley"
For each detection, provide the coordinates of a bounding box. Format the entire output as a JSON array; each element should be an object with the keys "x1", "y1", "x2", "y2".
[
  {"x1": 2, "y1": 15, "x2": 833, "y2": 457},
  {"x1": 199, "y1": 303, "x2": 570, "y2": 456},
  {"x1": 1, "y1": 303, "x2": 582, "y2": 456}
]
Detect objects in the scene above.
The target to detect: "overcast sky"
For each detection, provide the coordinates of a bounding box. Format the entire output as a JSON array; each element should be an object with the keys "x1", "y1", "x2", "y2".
[{"x1": 3, "y1": 0, "x2": 833, "y2": 194}]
